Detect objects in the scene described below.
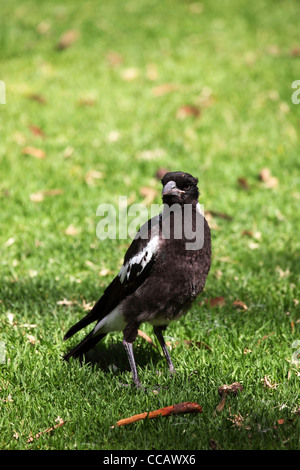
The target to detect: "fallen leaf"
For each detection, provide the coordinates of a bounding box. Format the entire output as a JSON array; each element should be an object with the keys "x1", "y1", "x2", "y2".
[
  {"x1": 22, "y1": 146, "x2": 46, "y2": 159},
  {"x1": 30, "y1": 188, "x2": 64, "y2": 202},
  {"x1": 107, "y1": 130, "x2": 120, "y2": 142},
  {"x1": 215, "y1": 395, "x2": 226, "y2": 413},
  {"x1": 28, "y1": 269, "x2": 38, "y2": 278},
  {"x1": 137, "y1": 330, "x2": 158, "y2": 349},
  {"x1": 27, "y1": 334, "x2": 36, "y2": 345},
  {"x1": 26, "y1": 93, "x2": 46, "y2": 104},
  {"x1": 151, "y1": 83, "x2": 178, "y2": 97},
  {"x1": 176, "y1": 105, "x2": 200, "y2": 119},
  {"x1": 233, "y1": 300, "x2": 248, "y2": 311},
  {"x1": 29, "y1": 124, "x2": 45, "y2": 138},
  {"x1": 248, "y1": 241, "x2": 260, "y2": 250},
  {"x1": 209, "y1": 439, "x2": 220, "y2": 450},
  {"x1": 85, "y1": 260, "x2": 97, "y2": 269},
  {"x1": 237, "y1": 177, "x2": 249, "y2": 190},
  {"x1": 290, "y1": 46, "x2": 300, "y2": 57},
  {"x1": 114, "y1": 402, "x2": 202, "y2": 427},
  {"x1": 57, "y1": 298, "x2": 74, "y2": 306},
  {"x1": 266, "y1": 45, "x2": 280, "y2": 56},
  {"x1": 4, "y1": 237, "x2": 15, "y2": 247},
  {"x1": 258, "y1": 168, "x2": 278, "y2": 188},
  {"x1": 182, "y1": 339, "x2": 212, "y2": 351},
  {"x1": 146, "y1": 63, "x2": 159, "y2": 81},
  {"x1": 85, "y1": 170, "x2": 104, "y2": 185},
  {"x1": 189, "y1": 3, "x2": 204, "y2": 14},
  {"x1": 77, "y1": 97, "x2": 97, "y2": 107},
  {"x1": 63, "y1": 146, "x2": 74, "y2": 158},
  {"x1": 7, "y1": 312, "x2": 15, "y2": 325},
  {"x1": 56, "y1": 30, "x2": 79, "y2": 50},
  {"x1": 155, "y1": 168, "x2": 169, "y2": 180},
  {"x1": 139, "y1": 186, "x2": 158, "y2": 205},
  {"x1": 205, "y1": 296, "x2": 226, "y2": 308},
  {"x1": 36, "y1": 20, "x2": 51, "y2": 35},
  {"x1": 261, "y1": 375, "x2": 279, "y2": 389},
  {"x1": 243, "y1": 348, "x2": 252, "y2": 354},
  {"x1": 241, "y1": 230, "x2": 253, "y2": 237},
  {"x1": 228, "y1": 411, "x2": 250, "y2": 430},
  {"x1": 257, "y1": 332, "x2": 275, "y2": 345},
  {"x1": 218, "y1": 382, "x2": 243, "y2": 397},
  {"x1": 30, "y1": 192, "x2": 44, "y2": 202},
  {"x1": 99, "y1": 268, "x2": 112, "y2": 276},
  {"x1": 106, "y1": 51, "x2": 123, "y2": 67},
  {"x1": 121, "y1": 68, "x2": 139, "y2": 81},
  {"x1": 214, "y1": 382, "x2": 243, "y2": 415},
  {"x1": 81, "y1": 299, "x2": 94, "y2": 311},
  {"x1": 137, "y1": 148, "x2": 166, "y2": 160},
  {"x1": 276, "y1": 266, "x2": 290, "y2": 278},
  {"x1": 206, "y1": 210, "x2": 233, "y2": 221}
]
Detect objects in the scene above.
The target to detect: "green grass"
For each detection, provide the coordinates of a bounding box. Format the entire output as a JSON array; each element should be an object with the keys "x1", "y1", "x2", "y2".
[{"x1": 0, "y1": 0, "x2": 300, "y2": 450}]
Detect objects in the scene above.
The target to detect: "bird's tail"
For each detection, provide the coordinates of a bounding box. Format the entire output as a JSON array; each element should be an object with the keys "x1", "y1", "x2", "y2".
[{"x1": 63, "y1": 331, "x2": 106, "y2": 361}]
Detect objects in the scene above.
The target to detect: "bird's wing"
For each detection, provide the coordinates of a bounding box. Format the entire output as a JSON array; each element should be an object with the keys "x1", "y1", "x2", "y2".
[{"x1": 64, "y1": 215, "x2": 161, "y2": 340}]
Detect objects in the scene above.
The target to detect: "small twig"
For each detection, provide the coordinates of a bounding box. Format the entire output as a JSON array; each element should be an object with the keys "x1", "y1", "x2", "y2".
[
  {"x1": 27, "y1": 418, "x2": 67, "y2": 443},
  {"x1": 114, "y1": 402, "x2": 202, "y2": 427}
]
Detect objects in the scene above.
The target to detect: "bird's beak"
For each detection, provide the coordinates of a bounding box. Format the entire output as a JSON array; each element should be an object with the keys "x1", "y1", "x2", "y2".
[{"x1": 162, "y1": 180, "x2": 184, "y2": 196}]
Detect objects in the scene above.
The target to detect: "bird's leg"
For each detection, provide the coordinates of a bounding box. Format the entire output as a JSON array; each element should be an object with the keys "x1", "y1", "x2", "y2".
[
  {"x1": 153, "y1": 326, "x2": 175, "y2": 376},
  {"x1": 122, "y1": 338, "x2": 142, "y2": 389}
]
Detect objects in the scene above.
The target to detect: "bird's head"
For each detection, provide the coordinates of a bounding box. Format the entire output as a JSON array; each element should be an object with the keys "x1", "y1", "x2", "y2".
[{"x1": 161, "y1": 171, "x2": 199, "y2": 206}]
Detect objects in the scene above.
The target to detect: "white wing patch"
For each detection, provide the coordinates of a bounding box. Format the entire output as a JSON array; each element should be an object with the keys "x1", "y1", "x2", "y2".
[
  {"x1": 118, "y1": 234, "x2": 159, "y2": 284},
  {"x1": 93, "y1": 306, "x2": 126, "y2": 335}
]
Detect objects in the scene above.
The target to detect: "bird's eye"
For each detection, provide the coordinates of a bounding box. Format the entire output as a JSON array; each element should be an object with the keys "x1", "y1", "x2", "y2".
[{"x1": 183, "y1": 185, "x2": 191, "y2": 191}]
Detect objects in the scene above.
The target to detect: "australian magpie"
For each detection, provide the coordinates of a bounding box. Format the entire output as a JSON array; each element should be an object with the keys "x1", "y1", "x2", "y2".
[{"x1": 63, "y1": 171, "x2": 211, "y2": 388}]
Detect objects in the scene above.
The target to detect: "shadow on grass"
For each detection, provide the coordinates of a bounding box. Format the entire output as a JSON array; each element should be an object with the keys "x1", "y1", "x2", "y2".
[{"x1": 70, "y1": 336, "x2": 162, "y2": 376}]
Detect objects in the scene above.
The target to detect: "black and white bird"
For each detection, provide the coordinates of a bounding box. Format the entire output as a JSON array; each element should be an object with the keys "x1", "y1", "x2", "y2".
[{"x1": 63, "y1": 171, "x2": 211, "y2": 388}]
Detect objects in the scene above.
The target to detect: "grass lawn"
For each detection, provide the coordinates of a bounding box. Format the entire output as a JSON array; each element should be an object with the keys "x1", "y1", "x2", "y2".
[{"x1": 0, "y1": 0, "x2": 300, "y2": 451}]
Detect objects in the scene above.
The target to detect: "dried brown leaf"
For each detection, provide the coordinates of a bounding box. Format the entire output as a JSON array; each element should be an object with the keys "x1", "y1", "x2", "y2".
[
  {"x1": 85, "y1": 170, "x2": 104, "y2": 185},
  {"x1": 261, "y1": 375, "x2": 279, "y2": 389},
  {"x1": 27, "y1": 334, "x2": 36, "y2": 345},
  {"x1": 22, "y1": 146, "x2": 46, "y2": 159},
  {"x1": 155, "y1": 168, "x2": 170, "y2": 180},
  {"x1": 29, "y1": 125, "x2": 45, "y2": 138},
  {"x1": 290, "y1": 47, "x2": 300, "y2": 57},
  {"x1": 151, "y1": 83, "x2": 178, "y2": 97},
  {"x1": 218, "y1": 382, "x2": 243, "y2": 397},
  {"x1": 56, "y1": 30, "x2": 79, "y2": 50},
  {"x1": 137, "y1": 329, "x2": 158, "y2": 349},
  {"x1": 77, "y1": 98, "x2": 97, "y2": 107},
  {"x1": 258, "y1": 168, "x2": 278, "y2": 188},
  {"x1": 57, "y1": 298, "x2": 74, "y2": 306},
  {"x1": 237, "y1": 177, "x2": 249, "y2": 190},
  {"x1": 176, "y1": 105, "x2": 200, "y2": 119},
  {"x1": 137, "y1": 148, "x2": 166, "y2": 160},
  {"x1": 106, "y1": 51, "x2": 123, "y2": 67},
  {"x1": 30, "y1": 188, "x2": 64, "y2": 202},
  {"x1": 27, "y1": 93, "x2": 46, "y2": 104},
  {"x1": 182, "y1": 339, "x2": 212, "y2": 351},
  {"x1": 206, "y1": 210, "x2": 233, "y2": 221},
  {"x1": 233, "y1": 300, "x2": 248, "y2": 311},
  {"x1": 99, "y1": 268, "x2": 113, "y2": 276},
  {"x1": 121, "y1": 68, "x2": 139, "y2": 81},
  {"x1": 206, "y1": 296, "x2": 226, "y2": 308},
  {"x1": 139, "y1": 186, "x2": 158, "y2": 205}
]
